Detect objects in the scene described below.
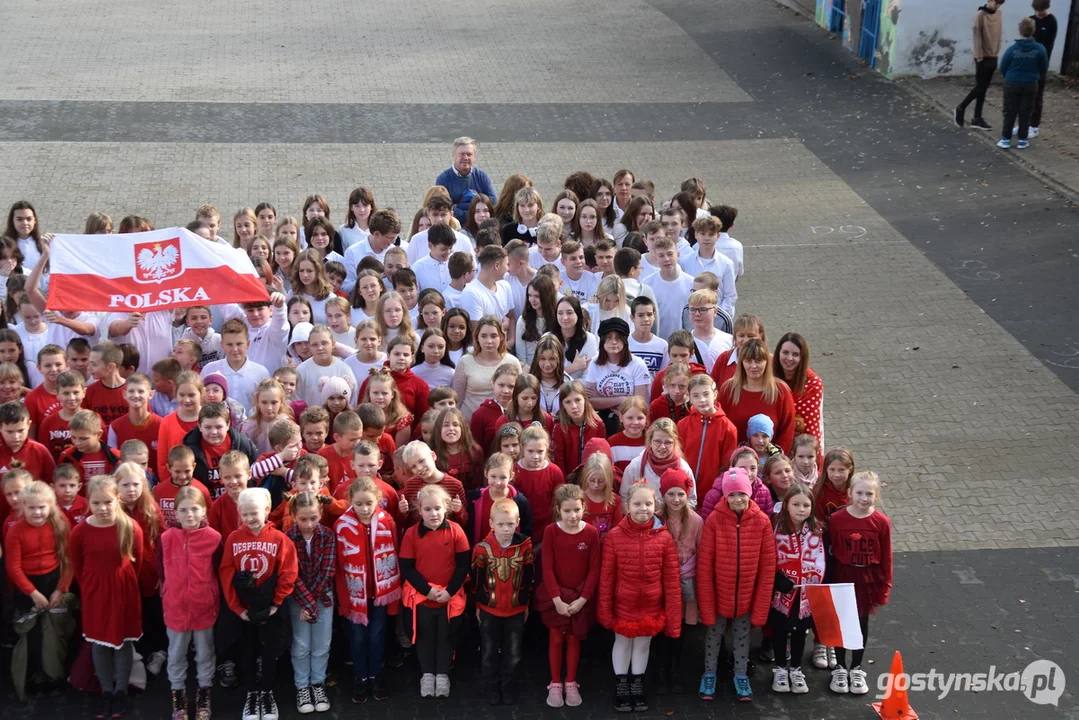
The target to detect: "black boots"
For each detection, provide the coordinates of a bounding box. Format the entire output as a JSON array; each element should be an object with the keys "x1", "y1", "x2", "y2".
[
  {"x1": 613, "y1": 674, "x2": 632, "y2": 712},
  {"x1": 630, "y1": 674, "x2": 648, "y2": 711}
]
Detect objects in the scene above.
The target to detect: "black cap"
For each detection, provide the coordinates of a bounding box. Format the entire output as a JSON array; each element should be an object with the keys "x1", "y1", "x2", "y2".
[{"x1": 597, "y1": 317, "x2": 631, "y2": 338}]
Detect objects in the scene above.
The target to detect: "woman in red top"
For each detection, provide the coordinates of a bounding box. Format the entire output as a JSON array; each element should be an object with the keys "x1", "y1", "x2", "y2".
[
  {"x1": 4, "y1": 481, "x2": 73, "y2": 696},
  {"x1": 534, "y1": 484, "x2": 601, "y2": 708},
  {"x1": 709, "y1": 313, "x2": 767, "y2": 391},
  {"x1": 70, "y1": 476, "x2": 145, "y2": 719},
  {"x1": 825, "y1": 472, "x2": 893, "y2": 696},
  {"x1": 550, "y1": 381, "x2": 603, "y2": 473},
  {"x1": 773, "y1": 333, "x2": 823, "y2": 467},
  {"x1": 116, "y1": 462, "x2": 167, "y2": 676},
  {"x1": 718, "y1": 339, "x2": 795, "y2": 453}
]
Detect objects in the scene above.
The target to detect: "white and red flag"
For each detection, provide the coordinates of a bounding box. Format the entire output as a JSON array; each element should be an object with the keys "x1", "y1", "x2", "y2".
[
  {"x1": 805, "y1": 583, "x2": 864, "y2": 649},
  {"x1": 47, "y1": 228, "x2": 269, "y2": 312}
]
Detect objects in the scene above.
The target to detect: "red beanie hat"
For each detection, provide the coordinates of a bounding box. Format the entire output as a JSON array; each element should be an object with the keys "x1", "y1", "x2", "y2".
[{"x1": 660, "y1": 468, "x2": 692, "y2": 497}]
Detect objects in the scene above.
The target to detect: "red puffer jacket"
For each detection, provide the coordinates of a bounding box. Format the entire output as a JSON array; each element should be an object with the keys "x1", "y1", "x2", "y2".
[
  {"x1": 697, "y1": 499, "x2": 776, "y2": 627},
  {"x1": 597, "y1": 515, "x2": 682, "y2": 638}
]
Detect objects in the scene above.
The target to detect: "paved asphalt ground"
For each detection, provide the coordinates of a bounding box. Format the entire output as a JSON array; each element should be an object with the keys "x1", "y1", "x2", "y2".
[{"x1": 1, "y1": 0, "x2": 1077, "y2": 717}]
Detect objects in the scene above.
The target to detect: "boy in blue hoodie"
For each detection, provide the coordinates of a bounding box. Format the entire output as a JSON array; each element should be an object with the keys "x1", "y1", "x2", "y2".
[{"x1": 997, "y1": 17, "x2": 1049, "y2": 149}]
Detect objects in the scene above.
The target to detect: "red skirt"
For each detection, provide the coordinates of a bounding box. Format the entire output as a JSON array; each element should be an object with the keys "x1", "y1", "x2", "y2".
[
  {"x1": 533, "y1": 585, "x2": 596, "y2": 639},
  {"x1": 833, "y1": 563, "x2": 888, "y2": 615}
]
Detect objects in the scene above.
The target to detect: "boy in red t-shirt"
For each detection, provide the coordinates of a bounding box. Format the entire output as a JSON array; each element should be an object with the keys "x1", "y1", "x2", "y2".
[
  {"x1": 182, "y1": 402, "x2": 259, "y2": 499},
  {"x1": 38, "y1": 371, "x2": 87, "y2": 461},
  {"x1": 26, "y1": 344, "x2": 67, "y2": 438},
  {"x1": 0, "y1": 403, "x2": 56, "y2": 523},
  {"x1": 153, "y1": 445, "x2": 212, "y2": 526},
  {"x1": 317, "y1": 410, "x2": 363, "y2": 494},
  {"x1": 208, "y1": 450, "x2": 250, "y2": 538},
  {"x1": 107, "y1": 372, "x2": 162, "y2": 477},
  {"x1": 357, "y1": 403, "x2": 397, "y2": 484},
  {"x1": 82, "y1": 341, "x2": 128, "y2": 427},
  {"x1": 53, "y1": 464, "x2": 89, "y2": 526},
  {"x1": 299, "y1": 405, "x2": 330, "y2": 455},
  {"x1": 56, "y1": 410, "x2": 121, "y2": 485}
]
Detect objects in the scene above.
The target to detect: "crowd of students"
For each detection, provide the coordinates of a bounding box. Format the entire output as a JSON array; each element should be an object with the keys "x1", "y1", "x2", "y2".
[{"x1": 0, "y1": 150, "x2": 893, "y2": 719}]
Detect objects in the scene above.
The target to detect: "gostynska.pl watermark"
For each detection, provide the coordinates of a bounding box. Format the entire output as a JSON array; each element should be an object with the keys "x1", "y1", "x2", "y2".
[{"x1": 876, "y1": 659, "x2": 1065, "y2": 705}]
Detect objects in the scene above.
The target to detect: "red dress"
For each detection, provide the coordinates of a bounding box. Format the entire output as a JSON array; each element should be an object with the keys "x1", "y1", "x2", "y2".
[
  {"x1": 70, "y1": 521, "x2": 144, "y2": 647},
  {"x1": 513, "y1": 462, "x2": 564, "y2": 543},
  {"x1": 827, "y1": 509, "x2": 893, "y2": 615},
  {"x1": 534, "y1": 522, "x2": 602, "y2": 637}
]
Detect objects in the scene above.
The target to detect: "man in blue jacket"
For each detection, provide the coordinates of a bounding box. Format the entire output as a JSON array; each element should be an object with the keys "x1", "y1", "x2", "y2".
[
  {"x1": 997, "y1": 17, "x2": 1049, "y2": 149},
  {"x1": 435, "y1": 137, "x2": 498, "y2": 225}
]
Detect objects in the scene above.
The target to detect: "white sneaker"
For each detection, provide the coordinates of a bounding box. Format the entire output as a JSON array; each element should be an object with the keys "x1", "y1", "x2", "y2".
[
  {"x1": 790, "y1": 667, "x2": 809, "y2": 694},
  {"x1": 827, "y1": 647, "x2": 837, "y2": 669},
  {"x1": 830, "y1": 667, "x2": 849, "y2": 694},
  {"x1": 435, "y1": 674, "x2": 451, "y2": 698},
  {"x1": 262, "y1": 691, "x2": 279, "y2": 720},
  {"x1": 146, "y1": 650, "x2": 168, "y2": 676},
  {"x1": 849, "y1": 666, "x2": 869, "y2": 695},
  {"x1": 812, "y1": 644, "x2": 829, "y2": 669},
  {"x1": 419, "y1": 673, "x2": 435, "y2": 698},
  {"x1": 771, "y1": 666, "x2": 790, "y2": 693},
  {"x1": 1029, "y1": 126, "x2": 1040, "y2": 138}
]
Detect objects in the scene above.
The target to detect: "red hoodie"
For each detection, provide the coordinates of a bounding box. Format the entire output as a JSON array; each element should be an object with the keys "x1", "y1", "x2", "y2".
[
  {"x1": 676, "y1": 405, "x2": 738, "y2": 500},
  {"x1": 219, "y1": 522, "x2": 299, "y2": 616},
  {"x1": 649, "y1": 361, "x2": 708, "y2": 404},
  {"x1": 360, "y1": 367, "x2": 430, "y2": 428}
]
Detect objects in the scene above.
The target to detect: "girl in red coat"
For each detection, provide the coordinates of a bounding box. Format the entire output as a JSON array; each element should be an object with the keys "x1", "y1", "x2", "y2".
[
  {"x1": 160, "y1": 486, "x2": 220, "y2": 720},
  {"x1": 696, "y1": 467, "x2": 776, "y2": 703},
  {"x1": 534, "y1": 484, "x2": 601, "y2": 709},
  {"x1": 598, "y1": 482, "x2": 681, "y2": 713},
  {"x1": 551, "y1": 381, "x2": 603, "y2": 472},
  {"x1": 116, "y1": 462, "x2": 167, "y2": 678},
  {"x1": 70, "y1": 475, "x2": 145, "y2": 719},
  {"x1": 826, "y1": 471, "x2": 892, "y2": 696}
]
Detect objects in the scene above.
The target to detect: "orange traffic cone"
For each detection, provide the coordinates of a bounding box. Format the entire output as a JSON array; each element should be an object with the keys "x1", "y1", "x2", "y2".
[{"x1": 873, "y1": 651, "x2": 919, "y2": 719}]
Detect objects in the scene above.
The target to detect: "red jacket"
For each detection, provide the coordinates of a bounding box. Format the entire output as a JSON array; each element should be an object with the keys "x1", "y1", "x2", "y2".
[
  {"x1": 677, "y1": 406, "x2": 738, "y2": 500},
  {"x1": 360, "y1": 367, "x2": 430, "y2": 428},
  {"x1": 597, "y1": 515, "x2": 682, "y2": 638},
  {"x1": 551, "y1": 420, "x2": 604, "y2": 473},
  {"x1": 697, "y1": 499, "x2": 776, "y2": 627},
  {"x1": 160, "y1": 525, "x2": 222, "y2": 632}
]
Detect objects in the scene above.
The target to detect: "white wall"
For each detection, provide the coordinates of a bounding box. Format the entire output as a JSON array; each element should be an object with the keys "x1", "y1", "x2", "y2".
[{"x1": 890, "y1": 0, "x2": 1063, "y2": 77}]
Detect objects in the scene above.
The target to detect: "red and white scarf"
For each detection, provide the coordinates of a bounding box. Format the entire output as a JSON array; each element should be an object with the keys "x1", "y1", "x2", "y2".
[
  {"x1": 772, "y1": 524, "x2": 826, "y2": 619},
  {"x1": 334, "y1": 507, "x2": 402, "y2": 625}
]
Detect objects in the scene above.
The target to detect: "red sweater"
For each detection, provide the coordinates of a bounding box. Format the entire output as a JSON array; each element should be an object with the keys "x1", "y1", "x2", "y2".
[
  {"x1": 719, "y1": 383, "x2": 796, "y2": 454},
  {"x1": 360, "y1": 367, "x2": 430, "y2": 428},
  {"x1": 4, "y1": 519, "x2": 72, "y2": 595},
  {"x1": 156, "y1": 412, "x2": 198, "y2": 483},
  {"x1": 208, "y1": 493, "x2": 242, "y2": 538},
  {"x1": 400, "y1": 476, "x2": 468, "y2": 527},
  {"x1": 470, "y1": 399, "x2": 505, "y2": 455},
  {"x1": 584, "y1": 495, "x2": 623, "y2": 537},
  {"x1": 82, "y1": 380, "x2": 128, "y2": 428},
  {"x1": 219, "y1": 523, "x2": 299, "y2": 616},
  {"x1": 677, "y1": 406, "x2": 739, "y2": 500},
  {"x1": 648, "y1": 394, "x2": 691, "y2": 425},
  {"x1": 650, "y1": 361, "x2": 708, "y2": 402},
  {"x1": 709, "y1": 349, "x2": 738, "y2": 390},
  {"x1": 827, "y1": 509, "x2": 893, "y2": 588},
  {"x1": 57, "y1": 445, "x2": 121, "y2": 484},
  {"x1": 540, "y1": 521, "x2": 602, "y2": 600},
  {"x1": 513, "y1": 462, "x2": 564, "y2": 542},
  {"x1": 317, "y1": 445, "x2": 354, "y2": 494},
  {"x1": 607, "y1": 432, "x2": 645, "y2": 474},
  {"x1": 551, "y1": 420, "x2": 604, "y2": 473},
  {"x1": 441, "y1": 446, "x2": 485, "y2": 490},
  {"x1": 815, "y1": 481, "x2": 850, "y2": 524}
]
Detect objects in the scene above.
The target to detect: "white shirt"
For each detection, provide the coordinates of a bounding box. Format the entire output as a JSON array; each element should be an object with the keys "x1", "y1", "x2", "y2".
[
  {"x1": 529, "y1": 247, "x2": 564, "y2": 273},
  {"x1": 297, "y1": 293, "x2": 330, "y2": 326},
  {"x1": 514, "y1": 317, "x2": 546, "y2": 367},
  {"x1": 442, "y1": 286, "x2": 465, "y2": 310},
  {"x1": 629, "y1": 334, "x2": 669, "y2": 379},
  {"x1": 406, "y1": 228, "x2": 473, "y2": 266},
  {"x1": 14, "y1": 324, "x2": 49, "y2": 366},
  {"x1": 295, "y1": 357, "x2": 358, "y2": 407},
  {"x1": 332, "y1": 327, "x2": 356, "y2": 349},
  {"x1": 106, "y1": 310, "x2": 173, "y2": 374},
  {"x1": 505, "y1": 273, "x2": 530, "y2": 319},
  {"x1": 201, "y1": 357, "x2": 270, "y2": 411},
  {"x1": 45, "y1": 312, "x2": 100, "y2": 348},
  {"x1": 246, "y1": 304, "x2": 290, "y2": 373},
  {"x1": 678, "y1": 248, "x2": 738, "y2": 316},
  {"x1": 564, "y1": 331, "x2": 599, "y2": 381},
  {"x1": 337, "y1": 225, "x2": 369, "y2": 251},
  {"x1": 693, "y1": 330, "x2": 734, "y2": 374},
  {"x1": 342, "y1": 237, "x2": 392, "y2": 294},
  {"x1": 561, "y1": 270, "x2": 601, "y2": 304},
  {"x1": 345, "y1": 353, "x2": 386, "y2": 386},
  {"x1": 583, "y1": 356, "x2": 651, "y2": 398},
  {"x1": 716, "y1": 233, "x2": 744, "y2": 277},
  {"x1": 460, "y1": 277, "x2": 514, "y2": 322},
  {"x1": 413, "y1": 255, "x2": 451, "y2": 292},
  {"x1": 649, "y1": 270, "x2": 695, "y2": 343},
  {"x1": 150, "y1": 394, "x2": 179, "y2": 418},
  {"x1": 350, "y1": 306, "x2": 375, "y2": 327},
  {"x1": 412, "y1": 361, "x2": 455, "y2": 389}
]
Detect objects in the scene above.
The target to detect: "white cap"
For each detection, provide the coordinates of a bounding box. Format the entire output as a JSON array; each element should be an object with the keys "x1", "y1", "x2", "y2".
[{"x1": 291, "y1": 322, "x2": 314, "y2": 345}]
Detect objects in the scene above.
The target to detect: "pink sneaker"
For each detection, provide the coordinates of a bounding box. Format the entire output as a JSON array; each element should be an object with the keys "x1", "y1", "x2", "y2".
[
  {"x1": 563, "y1": 681, "x2": 582, "y2": 707},
  {"x1": 546, "y1": 682, "x2": 564, "y2": 708}
]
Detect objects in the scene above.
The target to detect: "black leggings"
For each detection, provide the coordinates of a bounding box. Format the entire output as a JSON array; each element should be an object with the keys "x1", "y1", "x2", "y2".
[
  {"x1": 411, "y1": 606, "x2": 463, "y2": 675},
  {"x1": 139, "y1": 595, "x2": 168, "y2": 655},
  {"x1": 770, "y1": 607, "x2": 812, "y2": 668},
  {"x1": 835, "y1": 614, "x2": 870, "y2": 669},
  {"x1": 237, "y1": 613, "x2": 288, "y2": 691}
]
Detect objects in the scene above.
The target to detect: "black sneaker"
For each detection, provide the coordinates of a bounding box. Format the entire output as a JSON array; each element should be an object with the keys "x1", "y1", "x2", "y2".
[
  {"x1": 95, "y1": 691, "x2": 114, "y2": 720},
  {"x1": 758, "y1": 645, "x2": 775, "y2": 663},
  {"x1": 261, "y1": 691, "x2": 279, "y2": 720},
  {"x1": 351, "y1": 678, "x2": 368, "y2": 704},
  {"x1": 369, "y1": 676, "x2": 388, "y2": 701},
  {"x1": 970, "y1": 117, "x2": 992, "y2": 130},
  {"x1": 242, "y1": 691, "x2": 261, "y2": 720},
  {"x1": 385, "y1": 645, "x2": 405, "y2": 669},
  {"x1": 311, "y1": 683, "x2": 330, "y2": 712},
  {"x1": 218, "y1": 661, "x2": 238, "y2": 689},
  {"x1": 953, "y1": 106, "x2": 965, "y2": 128}
]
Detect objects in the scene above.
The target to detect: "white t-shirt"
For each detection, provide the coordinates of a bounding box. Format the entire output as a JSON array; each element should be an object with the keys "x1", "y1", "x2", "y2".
[
  {"x1": 679, "y1": 249, "x2": 738, "y2": 316},
  {"x1": 345, "y1": 353, "x2": 386, "y2": 386},
  {"x1": 505, "y1": 273, "x2": 529, "y2": 319},
  {"x1": 529, "y1": 247, "x2": 564, "y2": 273},
  {"x1": 716, "y1": 233, "x2": 745, "y2": 277},
  {"x1": 563, "y1": 331, "x2": 599, "y2": 381},
  {"x1": 295, "y1": 357, "x2": 358, "y2": 407},
  {"x1": 629, "y1": 334, "x2": 669, "y2": 379},
  {"x1": 106, "y1": 310, "x2": 173, "y2": 374},
  {"x1": 693, "y1": 330, "x2": 734, "y2": 374},
  {"x1": 412, "y1": 361, "x2": 455, "y2": 389},
  {"x1": 459, "y1": 278, "x2": 514, "y2": 322},
  {"x1": 584, "y1": 356, "x2": 651, "y2": 398},
  {"x1": 14, "y1": 324, "x2": 49, "y2": 367},
  {"x1": 562, "y1": 270, "x2": 601, "y2": 304},
  {"x1": 349, "y1": 306, "x2": 375, "y2": 327},
  {"x1": 649, "y1": 270, "x2": 695, "y2": 344},
  {"x1": 45, "y1": 312, "x2": 101, "y2": 349},
  {"x1": 442, "y1": 286, "x2": 465, "y2": 310},
  {"x1": 332, "y1": 327, "x2": 356, "y2": 349},
  {"x1": 406, "y1": 228, "x2": 473, "y2": 266},
  {"x1": 342, "y1": 237, "x2": 392, "y2": 294}
]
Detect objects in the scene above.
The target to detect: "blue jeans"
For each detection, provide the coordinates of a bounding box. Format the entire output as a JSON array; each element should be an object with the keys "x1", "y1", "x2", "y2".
[
  {"x1": 348, "y1": 606, "x2": 388, "y2": 680},
  {"x1": 288, "y1": 598, "x2": 334, "y2": 687}
]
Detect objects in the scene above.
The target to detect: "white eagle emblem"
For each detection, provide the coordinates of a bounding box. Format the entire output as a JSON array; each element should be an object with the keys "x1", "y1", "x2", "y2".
[{"x1": 133, "y1": 238, "x2": 183, "y2": 284}]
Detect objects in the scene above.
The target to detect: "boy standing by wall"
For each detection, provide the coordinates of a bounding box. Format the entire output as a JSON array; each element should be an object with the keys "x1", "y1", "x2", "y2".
[
  {"x1": 955, "y1": 0, "x2": 1005, "y2": 130},
  {"x1": 1027, "y1": 0, "x2": 1057, "y2": 137},
  {"x1": 997, "y1": 17, "x2": 1049, "y2": 149}
]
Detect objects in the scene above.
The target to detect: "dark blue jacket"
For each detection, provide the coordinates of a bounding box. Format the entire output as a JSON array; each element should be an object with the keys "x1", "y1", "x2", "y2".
[
  {"x1": 1000, "y1": 38, "x2": 1048, "y2": 84},
  {"x1": 434, "y1": 167, "x2": 497, "y2": 225}
]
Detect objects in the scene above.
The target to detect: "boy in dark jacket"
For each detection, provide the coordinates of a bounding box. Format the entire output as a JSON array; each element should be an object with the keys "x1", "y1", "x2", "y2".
[
  {"x1": 471, "y1": 498, "x2": 535, "y2": 705},
  {"x1": 997, "y1": 17, "x2": 1049, "y2": 148},
  {"x1": 182, "y1": 402, "x2": 259, "y2": 499},
  {"x1": 955, "y1": 0, "x2": 1006, "y2": 130}
]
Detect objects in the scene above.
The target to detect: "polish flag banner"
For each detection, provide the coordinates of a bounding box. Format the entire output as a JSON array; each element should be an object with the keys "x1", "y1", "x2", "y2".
[
  {"x1": 805, "y1": 583, "x2": 864, "y2": 649},
  {"x1": 47, "y1": 228, "x2": 269, "y2": 313}
]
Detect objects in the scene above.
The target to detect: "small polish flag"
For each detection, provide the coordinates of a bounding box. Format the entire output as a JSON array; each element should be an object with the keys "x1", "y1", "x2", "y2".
[
  {"x1": 805, "y1": 583, "x2": 864, "y2": 650},
  {"x1": 47, "y1": 228, "x2": 269, "y2": 313}
]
